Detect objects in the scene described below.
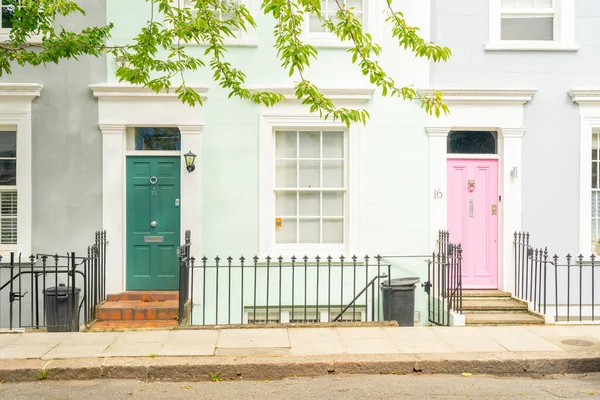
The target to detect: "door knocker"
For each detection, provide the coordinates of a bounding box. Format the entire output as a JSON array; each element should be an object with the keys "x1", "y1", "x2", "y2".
[
  {"x1": 149, "y1": 176, "x2": 158, "y2": 185},
  {"x1": 468, "y1": 179, "x2": 475, "y2": 192}
]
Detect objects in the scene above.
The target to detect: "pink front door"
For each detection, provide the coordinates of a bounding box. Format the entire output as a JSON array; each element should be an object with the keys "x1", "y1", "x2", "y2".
[{"x1": 447, "y1": 159, "x2": 499, "y2": 289}]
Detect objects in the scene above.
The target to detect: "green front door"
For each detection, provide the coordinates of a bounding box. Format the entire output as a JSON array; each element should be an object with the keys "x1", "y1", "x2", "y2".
[{"x1": 126, "y1": 156, "x2": 181, "y2": 290}]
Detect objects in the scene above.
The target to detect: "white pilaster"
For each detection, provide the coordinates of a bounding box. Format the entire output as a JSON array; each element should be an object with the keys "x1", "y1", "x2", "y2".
[
  {"x1": 427, "y1": 127, "x2": 451, "y2": 247},
  {"x1": 99, "y1": 124, "x2": 126, "y2": 294}
]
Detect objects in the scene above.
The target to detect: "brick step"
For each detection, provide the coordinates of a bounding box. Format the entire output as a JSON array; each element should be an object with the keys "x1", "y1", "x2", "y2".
[
  {"x1": 88, "y1": 320, "x2": 178, "y2": 332},
  {"x1": 465, "y1": 312, "x2": 544, "y2": 326},
  {"x1": 462, "y1": 290, "x2": 512, "y2": 299},
  {"x1": 462, "y1": 298, "x2": 528, "y2": 312},
  {"x1": 106, "y1": 291, "x2": 179, "y2": 302},
  {"x1": 97, "y1": 300, "x2": 179, "y2": 321}
]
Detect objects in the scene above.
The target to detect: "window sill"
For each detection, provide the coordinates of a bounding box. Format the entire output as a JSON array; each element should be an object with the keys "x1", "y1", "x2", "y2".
[
  {"x1": 0, "y1": 32, "x2": 43, "y2": 44},
  {"x1": 184, "y1": 37, "x2": 259, "y2": 47},
  {"x1": 303, "y1": 36, "x2": 354, "y2": 49},
  {"x1": 484, "y1": 41, "x2": 580, "y2": 52}
]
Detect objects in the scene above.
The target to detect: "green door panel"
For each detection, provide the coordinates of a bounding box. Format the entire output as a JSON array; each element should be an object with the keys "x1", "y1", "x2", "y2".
[{"x1": 126, "y1": 156, "x2": 181, "y2": 290}]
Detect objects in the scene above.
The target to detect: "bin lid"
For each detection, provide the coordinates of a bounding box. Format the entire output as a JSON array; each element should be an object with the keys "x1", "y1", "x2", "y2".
[
  {"x1": 381, "y1": 277, "x2": 420, "y2": 287},
  {"x1": 43, "y1": 283, "x2": 81, "y2": 296}
]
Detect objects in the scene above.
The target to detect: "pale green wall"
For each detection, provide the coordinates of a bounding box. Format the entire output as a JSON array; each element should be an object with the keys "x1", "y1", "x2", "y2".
[{"x1": 107, "y1": 0, "x2": 435, "y2": 325}]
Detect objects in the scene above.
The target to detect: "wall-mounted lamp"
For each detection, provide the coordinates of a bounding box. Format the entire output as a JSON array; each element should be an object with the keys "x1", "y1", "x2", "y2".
[
  {"x1": 510, "y1": 166, "x2": 519, "y2": 179},
  {"x1": 115, "y1": 56, "x2": 131, "y2": 69},
  {"x1": 184, "y1": 151, "x2": 197, "y2": 173}
]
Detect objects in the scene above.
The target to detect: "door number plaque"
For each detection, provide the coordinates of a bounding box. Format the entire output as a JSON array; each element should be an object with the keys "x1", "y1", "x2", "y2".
[{"x1": 144, "y1": 236, "x2": 164, "y2": 243}]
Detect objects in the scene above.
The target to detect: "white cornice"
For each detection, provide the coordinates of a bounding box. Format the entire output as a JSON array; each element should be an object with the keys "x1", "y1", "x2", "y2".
[
  {"x1": 0, "y1": 83, "x2": 43, "y2": 101},
  {"x1": 568, "y1": 89, "x2": 600, "y2": 104},
  {"x1": 248, "y1": 86, "x2": 376, "y2": 102},
  {"x1": 89, "y1": 83, "x2": 209, "y2": 99},
  {"x1": 425, "y1": 127, "x2": 451, "y2": 137},
  {"x1": 418, "y1": 88, "x2": 538, "y2": 104}
]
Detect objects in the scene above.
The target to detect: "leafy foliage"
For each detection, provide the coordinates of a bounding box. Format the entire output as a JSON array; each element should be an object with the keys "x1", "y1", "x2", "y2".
[{"x1": 0, "y1": 0, "x2": 451, "y2": 125}]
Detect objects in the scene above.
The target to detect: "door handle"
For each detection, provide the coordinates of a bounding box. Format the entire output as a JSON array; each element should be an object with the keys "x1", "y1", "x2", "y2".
[{"x1": 151, "y1": 221, "x2": 157, "y2": 227}]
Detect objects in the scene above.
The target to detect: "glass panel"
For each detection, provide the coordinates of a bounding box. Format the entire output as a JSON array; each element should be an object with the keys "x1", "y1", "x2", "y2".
[
  {"x1": 323, "y1": 160, "x2": 343, "y2": 187},
  {"x1": 501, "y1": 17, "x2": 554, "y2": 41},
  {"x1": 309, "y1": 14, "x2": 325, "y2": 32},
  {"x1": 299, "y1": 219, "x2": 320, "y2": 243},
  {"x1": 276, "y1": 160, "x2": 297, "y2": 187},
  {"x1": 323, "y1": 219, "x2": 343, "y2": 243},
  {"x1": 322, "y1": 192, "x2": 343, "y2": 216},
  {"x1": 1, "y1": 2, "x2": 15, "y2": 29},
  {"x1": 299, "y1": 160, "x2": 320, "y2": 187},
  {"x1": 276, "y1": 218, "x2": 297, "y2": 244},
  {"x1": 1, "y1": 191, "x2": 16, "y2": 216},
  {"x1": 276, "y1": 192, "x2": 297, "y2": 216},
  {"x1": 0, "y1": 160, "x2": 16, "y2": 186},
  {"x1": 299, "y1": 192, "x2": 319, "y2": 216},
  {"x1": 535, "y1": 0, "x2": 553, "y2": 8},
  {"x1": 0, "y1": 131, "x2": 16, "y2": 157},
  {"x1": 134, "y1": 127, "x2": 181, "y2": 150},
  {"x1": 346, "y1": 0, "x2": 363, "y2": 11},
  {"x1": 322, "y1": 131, "x2": 343, "y2": 158},
  {"x1": 276, "y1": 131, "x2": 297, "y2": 158},
  {"x1": 501, "y1": 0, "x2": 517, "y2": 7},
  {"x1": 447, "y1": 131, "x2": 497, "y2": 154},
  {"x1": 593, "y1": 161, "x2": 598, "y2": 189},
  {"x1": 517, "y1": 0, "x2": 534, "y2": 7},
  {"x1": 1, "y1": 217, "x2": 16, "y2": 244},
  {"x1": 299, "y1": 131, "x2": 320, "y2": 158}
]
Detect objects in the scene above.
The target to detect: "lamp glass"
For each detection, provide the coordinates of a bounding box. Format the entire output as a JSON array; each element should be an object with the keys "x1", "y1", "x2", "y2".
[{"x1": 184, "y1": 151, "x2": 196, "y2": 167}]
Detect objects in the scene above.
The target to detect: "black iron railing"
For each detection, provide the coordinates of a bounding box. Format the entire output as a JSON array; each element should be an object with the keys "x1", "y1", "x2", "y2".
[
  {"x1": 514, "y1": 232, "x2": 600, "y2": 323},
  {"x1": 0, "y1": 231, "x2": 107, "y2": 331},
  {"x1": 178, "y1": 253, "x2": 393, "y2": 326},
  {"x1": 425, "y1": 230, "x2": 463, "y2": 326}
]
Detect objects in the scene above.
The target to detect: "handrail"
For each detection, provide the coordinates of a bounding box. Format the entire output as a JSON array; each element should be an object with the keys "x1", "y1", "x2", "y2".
[{"x1": 332, "y1": 274, "x2": 388, "y2": 322}]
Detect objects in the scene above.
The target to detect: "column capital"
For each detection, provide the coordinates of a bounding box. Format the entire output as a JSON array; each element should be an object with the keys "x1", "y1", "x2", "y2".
[
  {"x1": 98, "y1": 124, "x2": 126, "y2": 135},
  {"x1": 178, "y1": 125, "x2": 204, "y2": 135},
  {"x1": 426, "y1": 127, "x2": 451, "y2": 137},
  {"x1": 502, "y1": 127, "x2": 526, "y2": 138}
]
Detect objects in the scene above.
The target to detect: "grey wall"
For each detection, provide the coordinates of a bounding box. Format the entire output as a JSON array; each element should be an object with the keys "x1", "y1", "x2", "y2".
[
  {"x1": 431, "y1": 0, "x2": 600, "y2": 254},
  {"x1": 0, "y1": 0, "x2": 105, "y2": 256}
]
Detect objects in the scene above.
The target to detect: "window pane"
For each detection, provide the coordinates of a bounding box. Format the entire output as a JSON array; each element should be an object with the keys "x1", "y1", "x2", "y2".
[
  {"x1": 501, "y1": 0, "x2": 517, "y2": 7},
  {"x1": 1, "y1": 2, "x2": 15, "y2": 29},
  {"x1": 517, "y1": 0, "x2": 534, "y2": 7},
  {"x1": 309, "y1": 14, "x2": 325, "y2": 32},
  {"x1": 323, "y1": 192, "x2": 343, "y2": 216},
  {"x1": 134, "y1": 127, "x2": 181, "y2": 150},
  {"x1": 501, "y1": 17, "x2": 554, "y2": 41},
  {"x1": 448, "y1": 131, "x2": 497, "y2": 154},
  {"x1": 1, "y1": 217, "x2": 16, "y2": 244},
  {"x1": 299, "y1": 219, "x2": 320, "y2": 243},
  {"x1": 299, "y1": 192, "x2": 319, "y2": 216},
  {"x1": 299, "y1": 160, "x2": 320, "y2": 187},
  {"x1": 276, "y1": 160, "x2": 297, "y2": 187},
  {"x1": 322, "y1": 131, "x2": 343, "y2": 158},
  {"x1": 323, "y1": 160, "x2": 343, "y2": 187},
  {"x1": 1, "y1": 191, "x2": 16, "y2": 216},
  {"x1": 276, "y1": 131, "x2": 297, "y2": 158},
  {"x1": 535, "y1": 0, "x2": 552, "y2": 8},
  {"x1": 276, "y1": 192, "x2": 297, "y2": 216},
  {"x1": 299, "y1": 131, "x2": 320, "y2": 158},
  {"x1": 323, "y1": 220, "x2": 343, "y2": 243},
  {"x1": 346, "y1": 0, "x2": 363, "y2": 11},
  {"x1": 0, "y1": 160, "x2": 16, "y2": 186},
  {"x1": 0, "y1": 131, "x2": 16, "y2": 158},
  {"x1": 276, "y1": 218, "x2": 297, "y2": 244}
]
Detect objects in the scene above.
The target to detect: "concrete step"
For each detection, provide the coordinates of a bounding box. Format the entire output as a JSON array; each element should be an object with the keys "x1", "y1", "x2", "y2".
[
  {"x1": 106, "y1": 291, "x2": 179, "y2": 302},
  {"x1": 97, "y1": 300, "x2": 179, "y2": 321},
  {"x1": 465, "y1": 312, "x2": 544, "y2": 326},
  {"x1": 462, "y1": 290, "x2": 512, "y2": 299},
  {"x1": 462, "y1": 298, "x2": 528, "y2": 312}
]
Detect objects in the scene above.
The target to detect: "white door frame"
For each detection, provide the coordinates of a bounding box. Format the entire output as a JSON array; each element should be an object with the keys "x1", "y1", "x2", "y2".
[
  {"x1": 420, "y1": 88, "x2": 536, "y2": 292},
  {"x1": 90, "y1": 83, "x2": 208, "y2": 294}
]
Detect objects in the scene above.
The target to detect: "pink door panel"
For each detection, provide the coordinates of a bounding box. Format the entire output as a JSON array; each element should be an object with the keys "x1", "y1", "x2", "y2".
[{"x1": 447, "y1": 159, "x2": 498, "y2": 289}]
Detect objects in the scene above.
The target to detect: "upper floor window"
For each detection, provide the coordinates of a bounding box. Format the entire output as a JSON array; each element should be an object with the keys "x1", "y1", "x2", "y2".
[
  {"x1": 0, "y1": 130, "x2": 17, "y2": 246},
  {"x1": 304, "y1": 0, "x2": 371, "y2": 48},
  {"x1": 486, "y1": 0, "x2": 578, "y2": 51},
  {"x1": 1, "y1": 0, "x2": 18, "y2": 30}
]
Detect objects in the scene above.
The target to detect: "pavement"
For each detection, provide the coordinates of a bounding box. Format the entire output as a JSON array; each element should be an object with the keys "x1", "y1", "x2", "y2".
[
  {"x1": 1, "y1": 325, "x2": 600, "y2": 382},
  {"x1": 2, "y1": 374, "x2": 600, "y2": 399}
]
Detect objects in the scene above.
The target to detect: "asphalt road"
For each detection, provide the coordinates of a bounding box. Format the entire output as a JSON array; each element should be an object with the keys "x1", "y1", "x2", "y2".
[{"x1": 0, "y1": 374, "x2": 599, "y2": 399}]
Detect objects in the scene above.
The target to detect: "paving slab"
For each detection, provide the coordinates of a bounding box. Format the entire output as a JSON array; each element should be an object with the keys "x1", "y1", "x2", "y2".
[
  {"x1": 341, "y1": 338, "x2": 400, "y2": 355},
  {"x1": 0, "y1": 333, "x2": 20, "y2": 347},
  {"x1": 335, "y1": 327, "x2": 389, "y2": 340},
  {"x1": 113, "y1": 330, "x2": 170, "y2": 344},
  {"x1": 9, "y1": 332, "x2": 72, "y2": 345},
  {"x1": 394, "y1": 339, "x2": 456, "y2": 354},
  {"x1": 0, "y1": 344, "x2": 57, "y2": 359},
  {"x1": 541, "y1": 335, "x2": 600, "y2": 352},
  {"x1": 384, "y1": 327, "x2": 440, "y2": 342},
  {"x1": 101, "y1": 342, "x2": 163, "y2": 357},
  {"x1": 442, "y1": 337, "x2": 508, "y2": 353},
  {"x1": 289, "y1": 328, "x2": 346, "y2": 356},
  {"x1": 42, "y1": 345, "x2": 112, "y2": 360},
  {"x1": 66, "y1": 332, "x2": 119, "y2": 346},
  {"x1": 217, "y1": 328, "x2": 289, "y2": 348},
  {"x1": 431, "y1": 327, "x2": 486, "y2": 339}
]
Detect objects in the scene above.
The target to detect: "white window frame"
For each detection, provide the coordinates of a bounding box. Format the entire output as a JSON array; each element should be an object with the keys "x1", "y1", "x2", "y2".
[
  {"x1": 0, "y1": 131, "x2": 17, "y2": 248},
  {"x1": 302, "y1": 0, "x2": 377, "y2": 49},
  {"x1": 0, "y1": 0, "x2": 43, "y2": 43},
  {"x1": 172, "y1": 0, "x2": 258, "y2": 47},
  {"x1": 486, "y1": 0, "x2": 578, "y2": 51},
  {"x1": 0, "y1": 83, "x2": 41, "y2": 258},
  {"x1": 273, "y1": 129, "x2": 348, "y2": 249}
]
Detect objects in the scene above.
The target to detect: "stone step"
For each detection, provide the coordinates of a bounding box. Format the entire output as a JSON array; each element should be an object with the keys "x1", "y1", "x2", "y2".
[
  {"x1": 465, "y1": 312, "x2": 544, "y2": 326},
  {"x1": 462, "y1": 298, "x2": 528, "y2": 312},
  {"x1": 462, "y1": 290, "x2": 512, "y2": 299},
  {"x1": 87, "y1": 320, "x2": 178, "y2": 332},
  {"x1": 106, "y1": 291, "x2": 179, "y2": 302},
  {"x1": 97, "y1": 300, "x2": 179, "y2": 321}
]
